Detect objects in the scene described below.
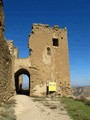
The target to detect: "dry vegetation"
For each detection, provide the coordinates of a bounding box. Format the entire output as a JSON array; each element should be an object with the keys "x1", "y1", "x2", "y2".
[
  {"x1": 32, "y1": 96, "x2": 90, "y2": 120},
  {"x1": 32, "y1": 96, "x2": 70, "y2": 114},
  {"x1": 0, "y1": 99, "x2": 16, "y2": 120},
  {"x1": 0, "y1": 95, "x2": 90, "y2": 120},
  {"x1": 14, "y1": 95, "x2": 71, "y2": 120}
]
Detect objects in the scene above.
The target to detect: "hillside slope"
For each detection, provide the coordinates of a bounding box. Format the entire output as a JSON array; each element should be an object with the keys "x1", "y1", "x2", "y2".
[{"x1": 72, "y1": 86, "x2": 90, "y2": 99}]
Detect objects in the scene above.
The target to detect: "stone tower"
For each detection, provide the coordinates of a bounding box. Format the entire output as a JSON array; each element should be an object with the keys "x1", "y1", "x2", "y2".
[{"x1": 28, "y1": 24, "x2": 71, "y2": 96}]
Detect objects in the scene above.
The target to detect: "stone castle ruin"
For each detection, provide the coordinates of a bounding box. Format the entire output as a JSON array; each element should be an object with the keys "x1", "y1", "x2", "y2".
[{"x1": 0, "y1": 0, "x2": 71, "y2": 105}]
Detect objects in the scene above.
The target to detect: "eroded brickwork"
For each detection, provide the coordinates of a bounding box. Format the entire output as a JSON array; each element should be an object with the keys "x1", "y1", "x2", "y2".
[
  {"x1": 14, "y1": 24, "x2": 71, "y2": 96},
  {"x1": 0, "y1": 40, "x2": 14, "y2": 106},
  {"x1": 28, "y1": 24, "x2": 71, "y2": 96},
  {"x1": 0, "y1": 0, "x2": 14, "y2": 106}
]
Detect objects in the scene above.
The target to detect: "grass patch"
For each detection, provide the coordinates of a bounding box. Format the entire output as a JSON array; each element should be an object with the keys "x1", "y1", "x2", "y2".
[
  {"x1": 61, "y1": 97, "x2": 90, "y2": 120},
  {"x1": 0, "y1": 99, "x2": 16, "y2": 120}
]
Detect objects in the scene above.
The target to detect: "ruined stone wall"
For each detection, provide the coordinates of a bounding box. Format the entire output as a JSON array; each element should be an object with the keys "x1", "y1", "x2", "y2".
[
  {"x1": 14, "y1": 47, "x2": 18, "y2": 59},
  {"x1": 29, "y1": 24, "x2": 71, "y2": 96},
  {"x1": 13, "y1": 44, "x2": 32, "y2": 94},
  {"x1": 14, "y1": 58, "x2": 31, "y2": 73},
  {"x1": 0, "y1": 0, "x2": 14, "y2": 106},
  {"x1": 0, "y1": 40, "x2": 14, "y2": 106},
  {"x1": 7, "y1": 40, "x2": 15, "y2": 89}
]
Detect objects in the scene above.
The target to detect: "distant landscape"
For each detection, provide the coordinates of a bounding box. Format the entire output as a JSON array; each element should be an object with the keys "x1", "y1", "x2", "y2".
[{"x1": 72, "y1": 86, "x2": 90, "y2": 99}]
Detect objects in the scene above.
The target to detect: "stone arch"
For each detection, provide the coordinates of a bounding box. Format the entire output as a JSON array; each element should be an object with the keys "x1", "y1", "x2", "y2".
[{"x1": 14, "y1": 68, "x2": 30, "y2": 96}]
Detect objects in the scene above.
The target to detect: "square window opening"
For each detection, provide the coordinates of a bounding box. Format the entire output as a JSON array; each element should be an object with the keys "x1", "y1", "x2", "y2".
[{"x1": 52, "y1": 38, "x2": 59, "y2": 46}]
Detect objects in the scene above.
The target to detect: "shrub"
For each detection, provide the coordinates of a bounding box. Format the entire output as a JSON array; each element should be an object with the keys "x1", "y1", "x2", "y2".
[{"x1": 85, "y1": 100, "x2": 90, "y2": 106}]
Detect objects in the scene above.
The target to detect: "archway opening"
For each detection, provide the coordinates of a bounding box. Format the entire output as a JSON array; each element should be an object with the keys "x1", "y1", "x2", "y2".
[{"x1": 15, "y1": 68, "x2": 30, "y2": 96}]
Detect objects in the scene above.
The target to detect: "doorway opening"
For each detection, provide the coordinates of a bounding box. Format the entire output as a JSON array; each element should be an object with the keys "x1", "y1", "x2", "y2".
[{"x1": 15, "y1": 68, "x2": 30, "y2": 96}]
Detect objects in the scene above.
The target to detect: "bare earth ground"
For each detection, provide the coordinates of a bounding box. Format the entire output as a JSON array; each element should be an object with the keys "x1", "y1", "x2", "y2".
[{"x1": 13, "y1": 95, "x2": 72, "y2": 120}]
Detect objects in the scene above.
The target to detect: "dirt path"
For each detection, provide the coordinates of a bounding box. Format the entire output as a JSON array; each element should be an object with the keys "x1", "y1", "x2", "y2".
[{"x1": 14, "y1": 95, "x2": 72, "y2": 120}]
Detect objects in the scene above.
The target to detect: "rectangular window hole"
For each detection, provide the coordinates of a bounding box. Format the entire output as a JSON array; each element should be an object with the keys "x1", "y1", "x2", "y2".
[{"x1": 52, "y1": 38, "x2": 59, "y2": 46}]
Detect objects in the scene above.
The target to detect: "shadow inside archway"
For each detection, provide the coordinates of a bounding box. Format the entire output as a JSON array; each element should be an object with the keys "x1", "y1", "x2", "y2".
[{"x1": 14, "y1": 68, "x2": 30, "y2": 96}]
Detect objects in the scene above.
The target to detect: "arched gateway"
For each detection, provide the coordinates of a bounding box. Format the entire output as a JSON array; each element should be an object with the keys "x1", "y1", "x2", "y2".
[{"x1": 14, "y1": 68, "x2": 30, "y2": 96}]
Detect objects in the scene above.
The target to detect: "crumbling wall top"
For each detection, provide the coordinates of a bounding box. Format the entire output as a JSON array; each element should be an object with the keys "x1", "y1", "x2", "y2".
[
  {"x1": 32, "y1": 23, "x2": 67, "y2": 31},
  {"x1": 7, "y1": 40, "x2": 13, "y2": 44},
  {"x1": 14, "y1": 47, "x2": 18, "y2": 59},
  {"x1": 7, "y1": 40, "x2": 14, "y2": 55},
  {"x1": 32, "y1": 23, "x2": 49, "y2": 29}
]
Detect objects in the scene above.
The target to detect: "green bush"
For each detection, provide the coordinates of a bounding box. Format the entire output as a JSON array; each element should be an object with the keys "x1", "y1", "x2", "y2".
[{"x1": 85, "y1": 100, "x2": 90, "y2": 106}]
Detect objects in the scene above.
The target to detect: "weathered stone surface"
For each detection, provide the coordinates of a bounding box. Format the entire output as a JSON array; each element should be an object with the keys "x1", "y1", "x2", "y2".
[
  {"x1": 28, "y1": 23, "x2": 71, "y2": 96},
  {"x1": 14, "y1": 23, "x2": 71, "y2": 97},
  {"x1": 0, "y1": 39, "x2": 14, "y2": 106},
  {"x1": 0, "y1": 0, "x2": 14, "y2": 106}
]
